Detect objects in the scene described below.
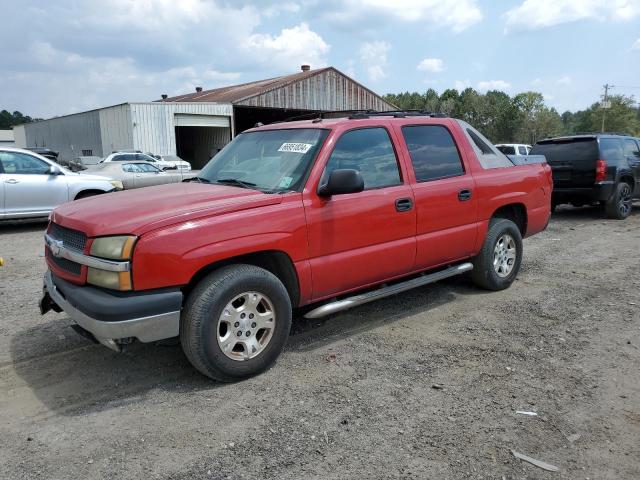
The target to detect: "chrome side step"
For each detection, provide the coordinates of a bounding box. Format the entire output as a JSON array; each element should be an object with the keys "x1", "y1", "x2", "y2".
[{"x1": 303, "y1": 262, "x2": 473, "y2": 319}]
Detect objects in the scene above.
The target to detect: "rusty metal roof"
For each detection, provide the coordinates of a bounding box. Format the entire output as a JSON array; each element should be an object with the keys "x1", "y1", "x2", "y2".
[{"x1": 158, "y1": 67, "x2": 390, "y2": 108}]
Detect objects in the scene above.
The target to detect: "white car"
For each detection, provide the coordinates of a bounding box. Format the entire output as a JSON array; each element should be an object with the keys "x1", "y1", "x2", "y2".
[
  {"x1": 0, "y1": 147, "x2": 122, "y2": 220},
  {"x1": 495, "y1": 143, "x2": 532, "y2": 156},
  {"x1": 101, "y1": 152, "x2": 191, "y2": 171}
]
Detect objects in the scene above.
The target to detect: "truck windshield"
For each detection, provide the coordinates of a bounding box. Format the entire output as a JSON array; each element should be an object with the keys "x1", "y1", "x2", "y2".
[{"x1": 198, "y1": 128, "x2": 329, "y2": 192}]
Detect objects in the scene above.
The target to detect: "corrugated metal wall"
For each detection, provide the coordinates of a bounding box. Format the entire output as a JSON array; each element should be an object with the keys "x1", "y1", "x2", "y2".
[
  {"x1": 23, "y1": 110, "x2": 103, "y2": 161},
  {"x1": 130, "y1": 103, "x2": 232, "y2": 155},
  {"x1": 237, "y1": 69, "x2": 394, "y2": 111},
  {"x1": 99, "y1": 104, "x2": 133, "y2": 154}
]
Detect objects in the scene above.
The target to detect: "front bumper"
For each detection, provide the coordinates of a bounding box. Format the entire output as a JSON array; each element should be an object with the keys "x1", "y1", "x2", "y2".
[{"x1": 41, "y1": 270, "x2": 182, "y2": 351}]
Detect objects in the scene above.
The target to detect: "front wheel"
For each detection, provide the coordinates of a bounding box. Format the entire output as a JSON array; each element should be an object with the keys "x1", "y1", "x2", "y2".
[
  {"x1": 471, "y1": 218, "x2": 523, "y2": 291},
  {"x1": 180, "y1": 265, "x2": 292, "y2": 382},
  {"x1": 605, "y1": 182, "x2": 633, "y2": 220}
]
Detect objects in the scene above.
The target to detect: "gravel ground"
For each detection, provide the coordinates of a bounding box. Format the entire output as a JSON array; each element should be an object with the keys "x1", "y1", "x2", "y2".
[{"x1": 1, "y1": 206, "x2": 639, "y2": 479}]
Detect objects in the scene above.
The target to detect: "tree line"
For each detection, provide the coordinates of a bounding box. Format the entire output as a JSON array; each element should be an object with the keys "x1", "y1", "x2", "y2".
[
  {"x1": 383, "y1": 89, "x2": 640, "y2": 144},
  {"x1": 0, "y1": 110, "x2": 41, "y2": 130}
]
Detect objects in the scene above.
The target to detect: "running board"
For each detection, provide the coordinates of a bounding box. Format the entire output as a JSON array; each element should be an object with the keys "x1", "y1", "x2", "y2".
[{"x1": 303, "y1": 262, "x2": 473, "y2": 319}]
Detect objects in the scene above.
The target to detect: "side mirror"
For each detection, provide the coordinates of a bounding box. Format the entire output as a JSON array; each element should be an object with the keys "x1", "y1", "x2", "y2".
[
  {"x1": 48, "y1": 165, "x2": 62, "y2": 175},
  {"x1": 318, "y1": 169, "x2": 364, "y2": 197}
]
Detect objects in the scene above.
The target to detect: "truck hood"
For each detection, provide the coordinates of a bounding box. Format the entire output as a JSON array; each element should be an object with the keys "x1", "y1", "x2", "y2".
[{"x1": 51, "y1": 183, "x2": 283, "y2": 237}]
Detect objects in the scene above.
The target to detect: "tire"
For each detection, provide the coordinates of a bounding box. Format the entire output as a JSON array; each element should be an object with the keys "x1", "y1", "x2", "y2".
[
  {"x1": 605, "y1": 182, "x2": 633, "y2": 220},
  {"x1": 471, "y1": 218, "x2": 523, "y2": 291},
  {"x1": 180, "y1": 264, "x2": 292, "y2": 382}
]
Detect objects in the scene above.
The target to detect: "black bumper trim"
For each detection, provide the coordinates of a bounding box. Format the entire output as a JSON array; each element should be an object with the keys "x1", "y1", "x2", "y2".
[{"x1": 51, "y1": 273, "x2": 183, "y2": 323}]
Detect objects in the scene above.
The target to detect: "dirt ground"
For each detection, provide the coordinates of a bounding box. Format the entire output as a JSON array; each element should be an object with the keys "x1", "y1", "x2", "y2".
[{"x1": 1, "y1": 205, "x2": 639, "y2": 480}]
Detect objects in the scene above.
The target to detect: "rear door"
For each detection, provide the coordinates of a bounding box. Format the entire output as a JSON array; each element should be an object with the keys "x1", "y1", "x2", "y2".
[
  {"x1": 623, "y1": 139, "x2": 640, "y2": 195},
  {"x1": 0, "y1": 151, "x2": 69, "y2": 217},
  {"x1": 397, "y1": 123, "x2": 478, "y2": 269},
  {"x1": 304, "y1": 126, "x2": 417, "y2": 300},
  {"x1": 531, "y1": 138, "x2": 599, "y2": 188},
  {"x1": 131, "y1": 163, "x2": 169, "y2": 188}
]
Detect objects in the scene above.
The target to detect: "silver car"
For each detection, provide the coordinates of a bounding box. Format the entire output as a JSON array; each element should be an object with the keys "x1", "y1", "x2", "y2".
[
  {"x1": 86, "y1": 161, "x2": 197, "y2": 189},
  {"x1": 0, "y1": 147, "x2": 122, "y2": 220}
]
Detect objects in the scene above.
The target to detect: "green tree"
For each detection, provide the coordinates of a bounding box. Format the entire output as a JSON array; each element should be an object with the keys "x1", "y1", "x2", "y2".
[{"x1": 0, "y1": 109, "x2": 39, "y2": 129}]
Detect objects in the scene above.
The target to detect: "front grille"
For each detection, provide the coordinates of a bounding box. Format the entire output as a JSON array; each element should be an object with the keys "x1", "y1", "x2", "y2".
[
  {"x1": 49, "y1": 251, "x2": 82, "y2": 275},
  {"x1": 50, "y1": 223, "x2": 87, "y2": 252}
]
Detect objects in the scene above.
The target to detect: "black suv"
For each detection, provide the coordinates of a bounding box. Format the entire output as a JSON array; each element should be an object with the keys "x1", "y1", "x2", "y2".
[{"x1": 531, "y1": 134, "x2": 640, "y2": 219}]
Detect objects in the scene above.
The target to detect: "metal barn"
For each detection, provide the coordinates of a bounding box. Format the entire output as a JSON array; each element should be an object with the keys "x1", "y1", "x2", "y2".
[{"x1": 15, "y1": 66, "x2": 395, "y2": 169}]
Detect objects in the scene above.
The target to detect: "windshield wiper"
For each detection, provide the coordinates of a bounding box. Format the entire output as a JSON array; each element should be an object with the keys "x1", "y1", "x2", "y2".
[
  {"x1": 182, "y1": 176, "x2": 211, "y2": 183},
  {"x1": 215, "y1": 178, "x2": 258, "y2": 189}
]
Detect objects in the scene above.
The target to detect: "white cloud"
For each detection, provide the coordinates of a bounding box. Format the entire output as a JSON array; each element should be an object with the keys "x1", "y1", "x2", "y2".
[
  {"x1": 243, "y1": 23, "x2": 330, "y2": 70},
  {"x1": 359, "y1": 41, "x2": 390, "y2": 81},
  {"x1": 454, "y1": 79, "x2": 471, "y2": 91},
  {"x1": 632, "y1": 38, "x2": 640, "y2": 50},
  {"x1": 0, "y1": 1, "x2": 332, "y2": 117},
  {"x1": 332, "y1": 0, "x2": 482, "y2": 32},
  {"x1": 557, "y1": 76, "x2": 572, "y2": 85},
  {"x1": 417, "y1": 58, "x2": 445, "y2": 73},
  {"x1": 504, "y1": 0, "x2": 640, "y2": 32},
  {"x1": 531, "y1": 78, "x2": 543, "y2": 87},
  {"x1": 477, "y1": 80, "x2": 511, "y2": 91}
]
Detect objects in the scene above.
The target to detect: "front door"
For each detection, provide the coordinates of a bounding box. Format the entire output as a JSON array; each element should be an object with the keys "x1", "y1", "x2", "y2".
[
  {"x1": 394, "y1": 123, "x2": 478, "y2": 269},
  {"x1": 0, "y1": 151, "x2": 69, "y2": 217},
  {"x1": 304, "y1": 126, "x2": 417, "y2": 301}
]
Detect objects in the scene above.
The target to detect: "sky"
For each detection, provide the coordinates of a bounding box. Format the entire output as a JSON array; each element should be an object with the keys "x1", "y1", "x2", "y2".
[{"x1": 1, "y1": 0, "x2": 639, "y2": 118}]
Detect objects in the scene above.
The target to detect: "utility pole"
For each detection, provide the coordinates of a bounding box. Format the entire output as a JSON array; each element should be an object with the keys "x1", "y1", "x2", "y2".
[{"x1": 601, "y1": 83, "x2": 611, "y2": 133}]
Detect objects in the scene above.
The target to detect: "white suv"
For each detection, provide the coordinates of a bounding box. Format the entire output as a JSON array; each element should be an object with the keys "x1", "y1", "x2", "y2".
[
  {"x1": 0, "y1": 147, "x2": 122, "y2": 220},
  {"x1": 102, "y1": 152, "x2": 191, "y2": 171},
  {"x1": 495, "y1": 144, "x2": 532, "y2": 156}
]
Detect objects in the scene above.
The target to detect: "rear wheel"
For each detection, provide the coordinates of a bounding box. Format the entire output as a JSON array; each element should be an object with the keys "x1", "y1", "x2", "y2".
[
  {"x1": 180, "y1": 265, "x2": 292, "y2": 382},
  {"x1": 471, "y1": 218, "x2": 523, "y2": 291},
  {"x1": 605, "y1": 182, "x2": 632, "y2": 220}
]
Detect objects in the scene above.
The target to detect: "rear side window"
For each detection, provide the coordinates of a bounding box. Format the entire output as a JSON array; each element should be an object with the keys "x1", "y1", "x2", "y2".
[
  {"x1": 623, "y1": 139, "x2": 640, "y2": 158},
  {"x1": 599, "y1": 138, "x2": 624, "y2": 163},
  {"x1": 467, "y1": 129, "x2": 493, "y2": 155},
  {"x1": 323, "y1": 127, "x2": 401, "y2": 189},
  {"x1": 518, "y1": 146, "x2": 527, "y2": 155},
  {"x1": 401, "y1": 125, "x2": 464, "y2": 182}
]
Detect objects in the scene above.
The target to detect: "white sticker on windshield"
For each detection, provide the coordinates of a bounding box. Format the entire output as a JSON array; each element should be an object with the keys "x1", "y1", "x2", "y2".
[
  {"x1": 278, "y1": 142, "x2": 313, "y2": 154},
  {"x1": 278, "y1": 177, "x2": 293, "y2": 188}
]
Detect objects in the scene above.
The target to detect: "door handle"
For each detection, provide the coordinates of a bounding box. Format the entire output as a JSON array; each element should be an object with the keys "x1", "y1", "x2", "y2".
[
  {"x1": 4, "y1": 179, "x2": 19, "y2": 184},
  {"x1": 458, "y1": 189, "x2": 472, "y2": 201},
  {"x1": 395, "y1": 198, "x2": 413, "y2": 212}
]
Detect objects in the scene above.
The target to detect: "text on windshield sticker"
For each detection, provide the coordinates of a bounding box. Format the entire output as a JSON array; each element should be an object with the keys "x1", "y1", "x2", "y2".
[{"x1": 278, "y1": 143, "x2": 313, "y2": 154}]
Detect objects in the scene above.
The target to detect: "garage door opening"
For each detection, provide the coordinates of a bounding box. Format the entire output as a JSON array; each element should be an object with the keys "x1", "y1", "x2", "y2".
[
  {"x1": 233, "y1": 106, "x2": 321, "y2": 134},
  {"x1": 175, "y1": 126, "x2": 231, "y2": 169}
]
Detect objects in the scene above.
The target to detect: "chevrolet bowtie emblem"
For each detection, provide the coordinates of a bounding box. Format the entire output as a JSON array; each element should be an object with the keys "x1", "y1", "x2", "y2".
[{"x1": 47, "y1": 238, "x2": 64, "y2": 257}]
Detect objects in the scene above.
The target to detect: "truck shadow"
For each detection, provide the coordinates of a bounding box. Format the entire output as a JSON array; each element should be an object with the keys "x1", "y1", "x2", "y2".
[
  {"x1": 8, "y1": 278, "x2": 475, "y2": 416},
  {"x1": 0, "y1": 219, "x2": 48, "y2": 234},
  {"x1": 552, "y1": 202, "x2": 640, "y2": 220}
]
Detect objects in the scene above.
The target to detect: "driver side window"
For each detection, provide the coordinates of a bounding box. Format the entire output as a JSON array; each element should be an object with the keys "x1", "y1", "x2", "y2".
[
  {"x1": 323, "y1": 127, "x2": 401, "y2": 190},
  {"x1": 0, "y1": 152, "x2": 50, "y2": 174}
]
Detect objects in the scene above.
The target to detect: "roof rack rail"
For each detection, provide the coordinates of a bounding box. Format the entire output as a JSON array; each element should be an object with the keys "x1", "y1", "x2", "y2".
[
  {"x1": 281, "y1": 109, "x2": 448, "y2": 123},
  {"x1": 574, "y1": 131, "x2": 631, "y2": 136}
]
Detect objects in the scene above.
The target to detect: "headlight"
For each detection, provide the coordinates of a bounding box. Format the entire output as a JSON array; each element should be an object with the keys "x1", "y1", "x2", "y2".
[
  {"x1": 87, "y1": 268, "x2": 132, "y2": 291},
  {"x1": 87, "y1": 236, "x2": 136, "y2": 291},
  {"x1": 110, "y1": 180, "x2": 124, "y2": 190},
  {"x1": 90, "y1": 235, "x2": 136, "y2": 260}
]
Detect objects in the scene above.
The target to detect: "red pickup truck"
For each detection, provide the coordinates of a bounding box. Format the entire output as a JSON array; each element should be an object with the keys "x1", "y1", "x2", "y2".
[{"x1": 40, "y1": 113, "x2": 552, "y2": 381}]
